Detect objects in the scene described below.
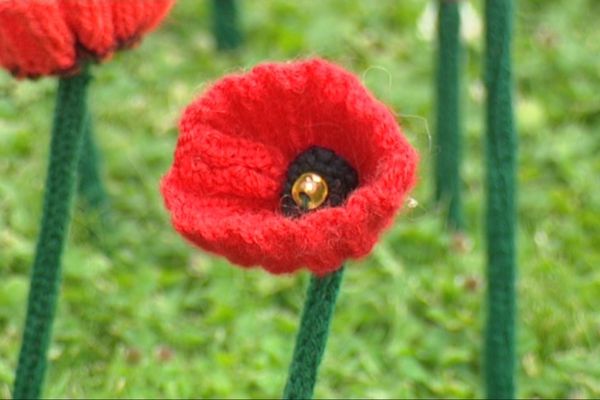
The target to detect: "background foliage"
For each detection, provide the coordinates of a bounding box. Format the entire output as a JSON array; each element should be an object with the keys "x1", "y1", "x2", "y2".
[{"x1": 1, "y1": 0, "x2": 598, "y2": 398}]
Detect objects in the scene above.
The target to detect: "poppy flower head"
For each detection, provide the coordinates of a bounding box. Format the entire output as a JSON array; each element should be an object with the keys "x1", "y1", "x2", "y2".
[
  {"x1": 161, "y1": 58, "x2": 419, "y2": 276},
  {"x1": 0, "y1": 0, "x2": 175, "y2": 78}
]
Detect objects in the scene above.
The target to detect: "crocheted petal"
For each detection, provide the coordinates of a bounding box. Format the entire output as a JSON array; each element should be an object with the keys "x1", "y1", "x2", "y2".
[
  {"x1": 109, "y1": 0, "x2": 174, "y2": 47},
  {"x1": 160, "y1": 184, "x2": 328, "y2": 274},
  {"x1": 139, "y1": 0, "x2": 176, "y2": 33},
  {"x1": 163, "y1": 146, "x2": 418, "y2": 276},
  {"x1": 59, "y1": 0, "x2": 115, "y2": 58},
  {"x1": 166, "y1": 126, "x2": 287, "y2": 204},
  {"x1": 162, "y1": 59, "x2": 420, "y2": 275},
  {"x1": 0, "y1": 17, "x2": 17, "y2": 74},
  {"x1": 186, "y1": 59, "x2": 406, "y2": 176},
  {"x1": 186, "y1": 61, "x2": 321, "y2": 159},
  {"x1": 0, "y1": 1, "x2": 75, "y2": 77},
  {"x1": 300, "y1": 60, "x2": 402, "y2": 181},
  {"x1": 162, "y1": 189, "x2": 380, "y2": 275}
]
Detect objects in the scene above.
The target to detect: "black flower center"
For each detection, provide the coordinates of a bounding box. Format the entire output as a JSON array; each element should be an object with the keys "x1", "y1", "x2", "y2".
[{"x1": 281, "y1": 146, "x2": 359, "y2": 217}]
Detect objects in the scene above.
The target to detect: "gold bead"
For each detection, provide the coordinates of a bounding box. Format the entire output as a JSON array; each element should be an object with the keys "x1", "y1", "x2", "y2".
[{"x1": 291, "y1": 172, "x2": 329, "y2": 210}]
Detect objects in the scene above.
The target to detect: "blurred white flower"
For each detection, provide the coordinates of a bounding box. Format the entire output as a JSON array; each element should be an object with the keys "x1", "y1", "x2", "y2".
[
  {"x1": 417, "y1": 1, "x2": 437, "y2": 42},
  {"x1": 417, "y1": 0, "x2": 482, "y2": 45},
  {"x1": 406, "y1": 197, "x2": 419, "y2": 208},
  {"x1": 461, "y1": 1, "x2": 482, "y2": 43}
]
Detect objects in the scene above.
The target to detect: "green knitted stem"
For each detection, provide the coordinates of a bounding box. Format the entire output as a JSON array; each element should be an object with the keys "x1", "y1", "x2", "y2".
[
  {"x1": 212, "y1": 0, "x2": 242, "y2": 50},
  {"x1": 77, "y1": 114, "x2": 108, "y2": 210},
  {"x1": 434, "y1": 0, "x2": 464, "y2": 231},
  {"x1": 484, "y1": 0, "x2": 518, "y2": 398},
  {"x1": 283, "y1": 267, "x2": 345, "y2": 399},
  {"x1": 13, "y1": 68, "x2": 91, "y2": 399}
]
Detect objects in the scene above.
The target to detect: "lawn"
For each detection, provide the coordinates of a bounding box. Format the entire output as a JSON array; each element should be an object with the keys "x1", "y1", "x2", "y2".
[{"x1": 1, "y1": 0, "x2": 599, "y2": 398}]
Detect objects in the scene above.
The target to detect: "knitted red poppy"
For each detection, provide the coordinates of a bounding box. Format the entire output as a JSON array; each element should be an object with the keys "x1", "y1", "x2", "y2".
[
  {"x1": 0, "y1": 0, "x2": 174, "y2": 78},
  {"x1": 161, "y1": 59, "x2": 419, "y2": 276}
]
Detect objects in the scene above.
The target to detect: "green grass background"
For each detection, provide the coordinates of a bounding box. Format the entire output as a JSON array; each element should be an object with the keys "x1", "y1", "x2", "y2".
[{"x1": 1, "y1": 0, "x2": 599, "y2": 398}]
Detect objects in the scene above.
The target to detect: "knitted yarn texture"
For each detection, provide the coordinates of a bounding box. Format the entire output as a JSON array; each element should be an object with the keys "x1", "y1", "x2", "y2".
[
  {"x1": 0, "y1": 0, "x2": 174, "y2": 78},
  {"x1": 161, "y1": 58, "x2": 419, "y2": 275},
  {"x1": 13, "y1": 68, "x2": 91, "y2": 399},
  {"x1": 435, "y1": 0, "x2": 464, "y2": 230},
  {"x1": 283, "y1": 267, "x2": 345, "y2": 399},
  {"x1": 484, "y1": 0, "x2": 518, "y2": 397}
]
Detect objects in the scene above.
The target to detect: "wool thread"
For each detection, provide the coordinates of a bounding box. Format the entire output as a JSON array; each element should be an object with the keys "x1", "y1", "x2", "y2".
[
  {"x1": 0, "y1": 0, "x2": 174, "y2": 78},
  {"x1": 161, "y1": 58, "x2": 419, "y2": 275},
  {"x1": 484, "y1": 0, "x2": 518, "y2": 398},
  {"x1": 13, "y1": 67, "x2": 91, "y2": 399},
  {"x1": 435, "y1": 0, "x2": 464, "y2": 230}
]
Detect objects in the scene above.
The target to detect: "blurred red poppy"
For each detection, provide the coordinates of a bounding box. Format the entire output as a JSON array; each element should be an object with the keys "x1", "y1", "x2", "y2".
[
  {"x1": 0, "y1": 0, "x2": 174, "y2": 78},
  {"x1": 161, "y1": 59, "x2": 419, "y2": 275}
]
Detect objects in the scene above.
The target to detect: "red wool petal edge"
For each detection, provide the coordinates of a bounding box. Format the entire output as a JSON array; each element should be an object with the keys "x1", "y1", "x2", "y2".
[
  {"x1": 0, "y1": 0, "x2": 174, "y2": 78},
  {"x1": 161, "y1": 58, "x2": 419, "y2": 275}
]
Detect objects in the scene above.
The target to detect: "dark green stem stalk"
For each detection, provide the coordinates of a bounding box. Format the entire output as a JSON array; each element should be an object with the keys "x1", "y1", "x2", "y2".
[
  {"x1": 77, "y1": 113, "x2": 108, "y2": 210},
  {"x1": 13, "y1": 67, "x2": 91, "y2": 399},
  {"x1": 434, "y1": 0, "x2": 464, "y2": 231},
  {"x1": 484, "y1": 0, "x2": 518, "y2": 398},
  {"x1": 212, "y1": 0, "x2": 242, "y2": 50},
  {"x1": 283, "y1": 267, "x2": 345, "y2": 399}
]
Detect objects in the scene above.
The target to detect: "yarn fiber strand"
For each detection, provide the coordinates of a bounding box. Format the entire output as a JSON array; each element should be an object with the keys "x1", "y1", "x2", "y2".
[
  {"x1": 435, "y1": 0, "x2": 463, "y2": 230},
  {"x1": 484, "y1": 0, "x2": 518, "y2": 398},
  {"x1": 78, "y1": 114, "x2": 108, "y2": 210},
  {"x1": 212, "y1": 0, "x2": 242, "y2": 50},
  {"x1": 283, "y1": 267, "x2": 344, "y2": 399},
  {"x1": 13, "y1": 68, "x2": 91, "y2": 399}
]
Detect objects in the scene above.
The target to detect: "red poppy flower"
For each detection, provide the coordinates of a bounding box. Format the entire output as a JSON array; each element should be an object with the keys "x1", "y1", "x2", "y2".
[
  {"x1": 0, "y1": 0, "x2": 174, "y2": 78},
  {"x1": 161, "y1": 59, "x2": 419, "y2": 276}
]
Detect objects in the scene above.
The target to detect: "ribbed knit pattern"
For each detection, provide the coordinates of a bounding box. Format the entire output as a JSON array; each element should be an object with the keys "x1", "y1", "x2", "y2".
[
  {"x1": 484, "y1": 0, "x2": 518, "y2": 398},
  {"x1": 0, "y1": 0, "x2": 174, "y2": 78},
  {"x1": 283, "y1": 267, "x2": 345, "y2": 399},
  {"x1": 435, "y1": 0, "x2": 464, "y2": 230},
  {"x1": 212, "y1": 0, "x2": 242, "y2": 50},
  {"x1": 13, "y1": 67, "x2": 91, "y2": 399},
  {"x1": 161, "y1": 58, "x2": 419, "y2": 275}
]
